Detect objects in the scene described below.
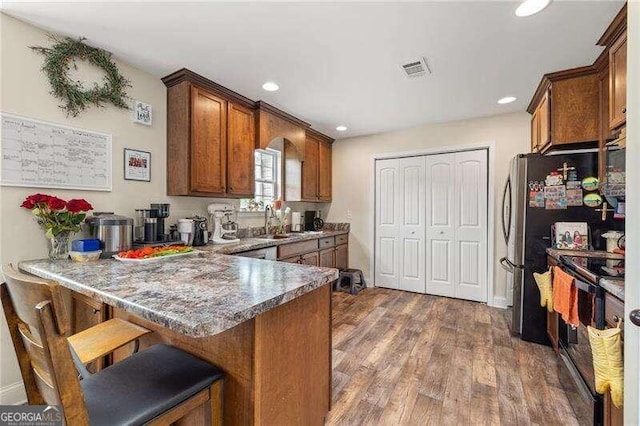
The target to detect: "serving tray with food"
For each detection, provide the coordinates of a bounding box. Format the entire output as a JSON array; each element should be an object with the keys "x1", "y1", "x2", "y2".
[{"x1": 113, "y1": 245, "x2": 198, "y2": 263}]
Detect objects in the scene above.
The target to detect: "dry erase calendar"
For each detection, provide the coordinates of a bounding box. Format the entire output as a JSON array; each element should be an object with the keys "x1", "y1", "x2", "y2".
[{"x1": 1, "y1": 113, "x2": 112, "y2": 191}]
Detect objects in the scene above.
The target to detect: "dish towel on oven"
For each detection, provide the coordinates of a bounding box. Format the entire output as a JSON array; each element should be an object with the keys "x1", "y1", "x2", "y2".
[
  {"x1": 533, "y1": 268, "x2": 554, "y2": 312},
  {"x1": 552, "y1": 266, "x2": 579, "y2": 327},
  {"x1": 588, "y1": 321, "x2": 624, "y2": 408}
]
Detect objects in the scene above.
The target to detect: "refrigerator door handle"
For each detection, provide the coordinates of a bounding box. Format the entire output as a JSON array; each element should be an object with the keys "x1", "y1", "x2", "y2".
[
  {"x1": 500, "y1": 257, "x2": 523, "y2": 272},
  {"x1": 501, "y1": 176, "x2": 512, "y2": 245}
]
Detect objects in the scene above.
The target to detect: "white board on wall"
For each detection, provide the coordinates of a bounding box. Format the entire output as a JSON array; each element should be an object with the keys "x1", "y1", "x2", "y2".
[{"x1": 0, "y1": 112, "x2": 112, "y2": 192}]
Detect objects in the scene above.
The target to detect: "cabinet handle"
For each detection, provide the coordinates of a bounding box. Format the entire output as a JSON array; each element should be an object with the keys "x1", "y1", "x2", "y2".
[
  {"x1": 229, "y1": 187, "x2": 234, "y2": 191},
  {"x1": 92, "y1": 308, "x2": 100, "y2": 315},
  {"x1": 622, "y1": 108, "x2": 626, "y2": 114}
]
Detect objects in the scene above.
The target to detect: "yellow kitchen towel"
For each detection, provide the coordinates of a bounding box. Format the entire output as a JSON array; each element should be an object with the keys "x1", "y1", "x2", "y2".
[
  {"x1": 588, "y1": 323, "x2": 624, "y2": 408},
  {"x1": 533, "y1": 269, "x2": 554, "y2": 312}
]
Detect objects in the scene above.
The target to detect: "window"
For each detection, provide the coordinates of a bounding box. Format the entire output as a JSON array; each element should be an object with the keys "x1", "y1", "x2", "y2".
[{"x1": 240, "y1": 149, "x2": 280, "y2": 212}]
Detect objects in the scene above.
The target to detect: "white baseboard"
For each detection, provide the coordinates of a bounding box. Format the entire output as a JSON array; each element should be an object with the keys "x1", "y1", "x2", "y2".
[
  {"x1": 490, "y1": 296, "x2": 509, "y2": 309},
  {"x1": 0, "y1": 381, "x2": 27, "y2": 405}
]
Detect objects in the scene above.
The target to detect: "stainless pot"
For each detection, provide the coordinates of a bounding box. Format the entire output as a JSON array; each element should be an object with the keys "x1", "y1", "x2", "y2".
[{"x1": 85, "y1": 213, "x2": 133, "y2": 257}]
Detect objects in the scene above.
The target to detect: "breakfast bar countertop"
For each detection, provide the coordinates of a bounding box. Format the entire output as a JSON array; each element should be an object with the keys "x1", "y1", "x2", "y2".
[{"x1": 19, "y1": 252, "x2": 339, "y2": 338}]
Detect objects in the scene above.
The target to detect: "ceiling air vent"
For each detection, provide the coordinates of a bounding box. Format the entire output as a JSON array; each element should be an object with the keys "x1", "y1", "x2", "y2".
[{"x1": 400, "y1": 58, "x2": 431, "y2": 78}]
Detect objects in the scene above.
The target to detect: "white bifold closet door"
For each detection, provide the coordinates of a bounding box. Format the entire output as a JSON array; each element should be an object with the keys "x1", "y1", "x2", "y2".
[
  {"x1": 425, "y1": 150, "x2": 487, "y2": 302},
  {"x1": 374, "y1": 156, "x2": 426, "y2": 292},
  {"x1": 375, "y1": 149, "x2": 488, "y2": 302}
]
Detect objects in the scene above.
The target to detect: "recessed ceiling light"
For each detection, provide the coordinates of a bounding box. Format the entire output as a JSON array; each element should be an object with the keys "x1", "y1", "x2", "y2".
[
  {"x1": 498, "y1": 96, "x2": 517, "y2": 104},
  {"x1": 515, "y1": 0, "x2": 551, "y2": 17},
  {"x1": 262, "y1": 81, "x2": 279, "y2": 92},
  {"x1": 336, "y1": 125, "x2": 348, "y2": 132}
]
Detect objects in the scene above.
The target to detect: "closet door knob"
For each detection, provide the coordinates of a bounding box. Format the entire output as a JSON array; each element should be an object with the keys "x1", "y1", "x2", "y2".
[{"x1": 630, "y1": 310, "x2": 640, "y2": 327}]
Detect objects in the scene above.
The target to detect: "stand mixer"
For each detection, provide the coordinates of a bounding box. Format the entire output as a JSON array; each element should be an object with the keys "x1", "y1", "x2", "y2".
[{"x1": 207, "y1": 203, "x2": 240, "y2": 245}]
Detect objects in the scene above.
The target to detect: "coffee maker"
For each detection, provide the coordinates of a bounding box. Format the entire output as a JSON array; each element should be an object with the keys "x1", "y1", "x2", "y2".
[
  {"x1": 304, "y1": 210, "x2": 324, "y2": 231},
  {"x1": 191, "y1": 216, "x2": 209, "y2": 246},
  {"x1": 134, "y1": 203, "x2": 180, "y2": 246}
]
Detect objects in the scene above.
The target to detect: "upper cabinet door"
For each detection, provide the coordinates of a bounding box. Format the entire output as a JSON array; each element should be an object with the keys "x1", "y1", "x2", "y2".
[
  {"x1": 609, "y1": 33, "x2": 627, "y2": 130},
  {"x1": 531, "y1": 109, "x2": 540, "y2": 153},
  {"x1": 318, "y1": 141, "x2": 332, "y2": 201},
  {"x1": 538, "y1": 90, "x2": 550, "y2": 147},
  {"x1": 302, "y1": 135, "x2": 319, "y2": 201},
  {"x1": 227, "y1": 103, "x2": 255, "y2": 196},
  {"x1": 190, "y1": 86, "x2": 227, "y2": 194}
]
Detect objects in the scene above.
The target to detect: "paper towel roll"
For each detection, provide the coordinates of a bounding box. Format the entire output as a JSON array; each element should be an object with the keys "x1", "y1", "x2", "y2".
[{"x1": 292, "y1": 212, "x2": 301, "y2": 232}]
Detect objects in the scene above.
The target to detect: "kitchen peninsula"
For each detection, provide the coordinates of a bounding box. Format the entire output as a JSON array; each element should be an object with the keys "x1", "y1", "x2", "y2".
[{"x1": 19, "y1": 252, "x2": 338, "y2": 425}]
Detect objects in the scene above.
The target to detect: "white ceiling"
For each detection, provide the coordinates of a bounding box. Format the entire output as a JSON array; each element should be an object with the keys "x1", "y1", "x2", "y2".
[{"x1": 2, "y1": 1, "x2": 625, "y2": 138}]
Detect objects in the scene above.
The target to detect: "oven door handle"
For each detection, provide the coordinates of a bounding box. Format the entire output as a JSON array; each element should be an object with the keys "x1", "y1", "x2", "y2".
[{"x1": 556, "y1": 263, "x2": 598, "y2": 293}]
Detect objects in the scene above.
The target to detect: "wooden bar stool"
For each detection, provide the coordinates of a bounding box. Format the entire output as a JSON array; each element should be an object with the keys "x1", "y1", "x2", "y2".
[{"x1": 1, "y1": 264, "x2": 224, "y2": 425}]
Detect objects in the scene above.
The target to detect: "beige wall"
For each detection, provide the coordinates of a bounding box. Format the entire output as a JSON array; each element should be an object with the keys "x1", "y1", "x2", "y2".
[
  {"x1": 326, "y1": 111, "x2": 530, "y2": 306},
  {"x1": 0, "y1": 14, "x2": 327, "y2": 403}
]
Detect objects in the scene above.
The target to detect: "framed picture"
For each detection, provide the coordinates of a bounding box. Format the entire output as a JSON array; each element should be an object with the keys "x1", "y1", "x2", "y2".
[
  {"x1": 554, "y1": 222, "x2": 589, "y2": 250},
  {"x1": 124, "y1": 149, "x2": 151, "y2": 182},
  {"x1": 132, "y1": 100, "x2": 152, "y2": 126}
]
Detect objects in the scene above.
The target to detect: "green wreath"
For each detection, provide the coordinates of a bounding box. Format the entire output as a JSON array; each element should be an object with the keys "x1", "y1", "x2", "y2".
[{"x1": 30, "y1": 36, "x2": 131, "y2": 117}]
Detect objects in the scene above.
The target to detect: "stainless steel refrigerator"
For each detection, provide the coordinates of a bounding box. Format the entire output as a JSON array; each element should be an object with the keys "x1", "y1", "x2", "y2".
[{"x1": 500, "y1": 152, "x2": 620, "y2": 345}]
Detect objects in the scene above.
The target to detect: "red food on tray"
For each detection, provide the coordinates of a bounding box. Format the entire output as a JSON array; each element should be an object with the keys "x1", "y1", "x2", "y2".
[{"x1": 116, "y1": 245, "x2": 194, "y2": 259}]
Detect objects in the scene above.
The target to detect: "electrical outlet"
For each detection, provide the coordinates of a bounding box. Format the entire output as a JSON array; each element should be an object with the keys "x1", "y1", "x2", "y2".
[{"x1": 346, "y1": 210, "x2": 353, "y2": 220}]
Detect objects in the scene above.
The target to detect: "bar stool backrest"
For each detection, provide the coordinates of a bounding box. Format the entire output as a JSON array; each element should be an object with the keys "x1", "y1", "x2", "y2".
[{"x1": 1, "y1": 264, "x2": 89, "y2": 425}]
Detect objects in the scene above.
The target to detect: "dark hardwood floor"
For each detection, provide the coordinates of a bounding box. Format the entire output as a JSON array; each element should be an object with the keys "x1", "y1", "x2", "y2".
[{"x1": 327, "y1": 288, "x2": 579, "y2": 425}]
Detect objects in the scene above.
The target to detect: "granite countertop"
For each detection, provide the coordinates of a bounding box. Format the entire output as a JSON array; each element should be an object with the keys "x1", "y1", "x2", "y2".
[
  {"x1": 600, "y1": 278, "x2": 625, "y2": 301},
  {"x1": 20, "y1": 252, "x2": 339, "y2": 338},
  {"x1": 200, "y1": 229, "x2": 349, "y2": 255},
  {"x1": 546, "y1": 248, "x2": 625, "y2": 261}
]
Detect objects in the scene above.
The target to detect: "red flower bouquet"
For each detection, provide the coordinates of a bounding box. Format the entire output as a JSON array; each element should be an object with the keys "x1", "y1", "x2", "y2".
[{"x1": 20, "y1": 193, "x2": 93, "y2": 238}]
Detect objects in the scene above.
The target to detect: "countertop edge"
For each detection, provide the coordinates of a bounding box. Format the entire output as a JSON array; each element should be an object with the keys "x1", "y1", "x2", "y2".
[
  {"x1": 200, "y1": 230, "x2": 349, "y2": 255},
  {"x1": 19, "y1": 257, "x2": 339, "y2": 338}
]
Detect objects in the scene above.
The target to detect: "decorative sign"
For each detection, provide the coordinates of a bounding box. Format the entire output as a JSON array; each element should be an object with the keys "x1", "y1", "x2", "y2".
[
  {"x1": 0, "y1": 112, "x2": 112, "y2": 191},
  {"x1": 124, "y1": 148, "x2": 150, "y2": 182},
  {"x1": 132, "y1": 100, "x2": 152, "y2": 126}
]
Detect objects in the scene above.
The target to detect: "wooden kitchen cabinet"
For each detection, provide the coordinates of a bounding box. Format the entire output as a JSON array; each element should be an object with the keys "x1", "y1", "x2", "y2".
[
  {"x1": 335, "y1": 244, "x2": 348, "y2": 270},
  {"x1": 598, "y1": 63, "x2": 610, "y2": 184},
  {"x1": 531, "y1": 91, "x2": 550, "y2": 153},
  {"x1": 319, "y1": 248, "x2": 335, "y2": 268},
  {"x1": 300, "y1": 251, "x2": 320, "y2": 266},
  {"x1": 608, "y1": 32, "x2": 627, "y2": 130},
  {"x1": 318, "y1": 141, "x2": 332, "y2": 201},
  {"x1": 604, "y1": 392, "x2": 623, "y2": 426},
  {"x1": 531, "y1": 108, "x2": 540, "y2": 152},
  {"x1": 190, "y1": 86, "x2": 227, "y2": 194},
  {"x1": 302, "y1": 129, "x2": 333, "y2": 202},
  {"x1": 227, "y1": 102, "x2": 255, "y2": 196},
  {"x1": 276, "y1": 234, "x2": 348, "y2": 269},
  {"x1": 164, "y1": 69, "x2": 333, "y2": 199},
  {"x1": 528, "y1": 68, "x2": 599, "y2": 153},
  {"x1": 302, "y1": 134, "x2": 319, "y2": 201},
  {"x1": 164, "y1": 70, "x2": 256, "y2": 197},
  {"x1": 71, "y1": 291, "x2": 108, "y2": 372}
]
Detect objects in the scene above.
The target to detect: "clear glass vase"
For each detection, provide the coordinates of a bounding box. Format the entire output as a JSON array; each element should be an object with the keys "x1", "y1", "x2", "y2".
[{"x1": 49, "y1": 231, "x2": 72, "y2": 260}]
